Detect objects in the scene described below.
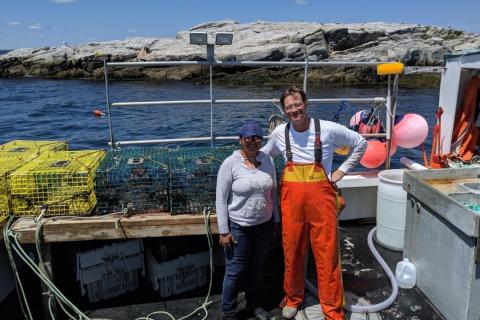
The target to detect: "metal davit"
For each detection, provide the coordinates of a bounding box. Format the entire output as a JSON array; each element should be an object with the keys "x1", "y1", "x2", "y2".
[{"x1": 103, "y1": 56, "x2": 402, "y2": 169}]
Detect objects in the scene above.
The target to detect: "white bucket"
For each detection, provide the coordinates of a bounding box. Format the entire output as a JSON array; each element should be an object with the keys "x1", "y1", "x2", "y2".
[{"x1": 376, "y1": 169, "x2": 407, "y2": 251}]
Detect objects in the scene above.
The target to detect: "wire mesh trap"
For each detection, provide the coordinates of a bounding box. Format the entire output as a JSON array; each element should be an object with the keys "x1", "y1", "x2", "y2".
[
  {"x1": 95, "y1": 147, "x2": 170, "y2": 214},
  {"x1": 0, "y1": 140, "x2": 67, "y2": 218},
  {"x1": 9, "y1": 150, "x2": 105, "y2": 216},
  {"x1": 169, "y1": 146, "x2": 236, "y2": 214}
]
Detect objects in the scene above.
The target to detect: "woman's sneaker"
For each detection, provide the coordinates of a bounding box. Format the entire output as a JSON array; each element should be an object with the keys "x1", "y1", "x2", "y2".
[{"x1": 281, "y1": 306, "x2": 298, "y2": 319}]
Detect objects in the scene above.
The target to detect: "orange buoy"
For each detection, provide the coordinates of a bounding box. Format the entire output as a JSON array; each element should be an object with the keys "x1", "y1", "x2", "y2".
[
  {"x1": 360, "y1": 139, "x2": 387, "y2": 168},
  {"x1": 94, "y1": 109, "x2": 106, "y2": 117}
]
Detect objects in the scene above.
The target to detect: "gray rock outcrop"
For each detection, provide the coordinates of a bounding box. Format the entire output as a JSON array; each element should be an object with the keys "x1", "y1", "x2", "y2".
[{"x1": 1, "y1": 20, "x2": 479, "y2": 85}]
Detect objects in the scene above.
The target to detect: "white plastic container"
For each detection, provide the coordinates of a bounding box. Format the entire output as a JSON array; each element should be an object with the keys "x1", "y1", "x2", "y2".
[
  {"x1": 376, "y1": 169, "x2": 407, "y2": 251},
  {"x1": 395, "y1": 258, "x2": 416, "y2": 289}
]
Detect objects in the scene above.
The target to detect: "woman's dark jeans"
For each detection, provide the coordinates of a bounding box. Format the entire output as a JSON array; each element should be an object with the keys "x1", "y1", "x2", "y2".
[{"x1": 221, "y1": 219, "x2": 274, "y2": 316}]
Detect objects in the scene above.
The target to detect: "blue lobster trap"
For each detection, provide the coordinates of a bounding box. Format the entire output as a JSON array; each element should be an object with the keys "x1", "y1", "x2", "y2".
[
  {"x1": 168, "y1": 146, "x2": 235, "y2": 214},
  {"x1": 95, "y1": 148, "x2": 170, "y2": 214}
]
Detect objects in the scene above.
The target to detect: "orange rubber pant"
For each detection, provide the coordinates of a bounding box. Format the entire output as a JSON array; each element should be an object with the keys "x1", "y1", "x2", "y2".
[{"x1": 281, "y1": 163, "x2": 345, "y2": 320}]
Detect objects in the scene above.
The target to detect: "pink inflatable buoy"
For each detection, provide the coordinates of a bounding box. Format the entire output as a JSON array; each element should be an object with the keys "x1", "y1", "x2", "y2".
[
  {"x1": 393, "y1": 114, "x2": 429, "y2": 148},
  {"x1": 360, "y1": 139, "x2": 387, "y2": 168}
]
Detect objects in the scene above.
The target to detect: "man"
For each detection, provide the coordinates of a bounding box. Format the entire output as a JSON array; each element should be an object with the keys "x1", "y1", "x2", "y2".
[{"x1": 262, "y1": 86, "x2": 367, "y2": 320}]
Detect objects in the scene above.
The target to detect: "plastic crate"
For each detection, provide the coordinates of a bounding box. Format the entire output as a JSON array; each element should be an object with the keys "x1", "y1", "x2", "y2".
[
  {"x1": 83, "y1": 269, "x2": 139, "y2": 303},
  {"x1": 146, "y1": 249, "x2": 210, "y2": 298},
  {"x1": 169, "y1": 146, "x2": 235, "y2": 214},
  {"x1": 95, "y1": 148, "x2": 170, "y2": 214},
  {"x1": 9, "y1": 150, "x2": 105, "y2": 216},
  {"x1": 77, "y1": 239, "x2": 144, "y2": 303},
  {"x1": 0, "y1": 140, "x2": 67, "y2": 218}
]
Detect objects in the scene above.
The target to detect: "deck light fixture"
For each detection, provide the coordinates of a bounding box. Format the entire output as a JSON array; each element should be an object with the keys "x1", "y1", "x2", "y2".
[
  {"x1": 215, "y1": 33, "x2": 233, "y2": 45},
  {"x1": 189, "y1": 32, "x2": 233, "y2": 61},
  {"x1": 189, "y1": 32, "x2": 208, "y2": 45}
]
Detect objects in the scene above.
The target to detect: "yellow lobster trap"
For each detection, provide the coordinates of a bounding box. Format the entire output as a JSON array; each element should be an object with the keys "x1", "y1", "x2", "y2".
[
  {"x1": 9, "y1": 150, "x2": 105, "y2": 216},
  {"x1": 0, "y1": 140, "x2": 68, "y2": 219},
  {"x1": 0, "y1": 140, "x2": 67, "y2": 155}
]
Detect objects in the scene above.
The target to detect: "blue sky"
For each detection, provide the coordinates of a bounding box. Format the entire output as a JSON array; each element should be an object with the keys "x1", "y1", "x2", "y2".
[{"x1": 1, "y1": 0, "x2": 479, "y2": 49}]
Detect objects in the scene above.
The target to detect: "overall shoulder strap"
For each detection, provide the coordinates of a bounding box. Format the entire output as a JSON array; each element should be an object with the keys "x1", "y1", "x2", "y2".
[
  {"x1": 285, "y1": 123, "x2": 293, "y2": 162},
  {"x1": 314, "y1": 118, "x2": 323, "y2": 165}
]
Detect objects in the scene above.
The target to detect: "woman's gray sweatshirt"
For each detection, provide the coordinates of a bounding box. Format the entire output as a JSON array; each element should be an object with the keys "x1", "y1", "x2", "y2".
[{"x1": 215, "y1": 150, "x2": 280, "y2": 235}]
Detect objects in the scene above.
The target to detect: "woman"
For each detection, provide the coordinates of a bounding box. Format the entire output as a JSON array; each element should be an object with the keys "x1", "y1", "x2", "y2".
[{"x1": 216, "y1": 121, "x2": 280, "y2": 320}]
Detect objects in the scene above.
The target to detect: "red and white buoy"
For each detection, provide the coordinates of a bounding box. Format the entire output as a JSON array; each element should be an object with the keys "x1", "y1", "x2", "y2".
[{"x1": 93, "y1": 109, "x2": 106, "y2": 117}]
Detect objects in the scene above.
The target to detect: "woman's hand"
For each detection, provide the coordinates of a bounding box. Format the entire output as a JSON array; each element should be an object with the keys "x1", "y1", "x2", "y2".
[
  {"x1": 219, "y1": 233, "x2": 236, "y2": 247},
  {"x1": 331, "y1": 169, "x2": 346, "y2": 183}
]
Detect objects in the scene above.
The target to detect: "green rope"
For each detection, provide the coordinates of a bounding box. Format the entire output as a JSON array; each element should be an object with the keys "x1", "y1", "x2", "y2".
[
  {"x1": 4, "y1": 216, "x2": 34, "y2": 320},
  {"x1": 5, "y1": 207, "x2": 216, "y2": 320}
]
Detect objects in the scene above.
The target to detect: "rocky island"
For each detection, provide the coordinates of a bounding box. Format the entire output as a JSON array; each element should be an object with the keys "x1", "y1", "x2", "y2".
[{"x1": 1, "y1": 20, "x2": 479, "y2": 86}]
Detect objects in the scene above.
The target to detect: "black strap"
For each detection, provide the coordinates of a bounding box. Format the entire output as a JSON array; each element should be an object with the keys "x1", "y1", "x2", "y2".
[
  {"x1": 314, "y1": 118, "x2": 323, "y2": 165},
  {"x1": 285, "y1": 122, "x2": 293, "y2": 162},
  {"x1": 284, "y1": 119, "x2": 322, "y2": 164}
]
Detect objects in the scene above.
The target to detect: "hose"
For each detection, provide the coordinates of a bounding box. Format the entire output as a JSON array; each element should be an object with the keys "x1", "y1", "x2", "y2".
[{"x1": 305, "y1": 227, "x2": 398, "y2": 314}]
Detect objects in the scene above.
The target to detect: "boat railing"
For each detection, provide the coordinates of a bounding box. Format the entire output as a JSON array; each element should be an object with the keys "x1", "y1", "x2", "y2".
[{"x1": 103, "y1": 59, "x2": 399, "y2": 168}]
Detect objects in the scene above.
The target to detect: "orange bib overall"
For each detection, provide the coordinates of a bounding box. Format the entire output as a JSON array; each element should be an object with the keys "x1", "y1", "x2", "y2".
[{"x1": 281, "y1": 119, "x2": 345, "y2": 320}]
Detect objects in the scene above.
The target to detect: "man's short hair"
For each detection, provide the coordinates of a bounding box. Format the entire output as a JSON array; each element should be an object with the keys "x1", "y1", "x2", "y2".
[{"x1": 280, "y1": 86, "x2": 308, "y2": 108}]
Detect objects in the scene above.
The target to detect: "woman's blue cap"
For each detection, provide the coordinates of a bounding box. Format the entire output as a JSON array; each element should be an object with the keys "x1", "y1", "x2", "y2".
[{"x1": 240, "y1": 121, "x2": 263, "y2": 138}]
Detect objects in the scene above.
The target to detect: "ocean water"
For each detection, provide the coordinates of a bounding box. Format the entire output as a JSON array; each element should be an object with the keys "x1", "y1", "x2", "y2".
[{"x1": 0, "y1": 78, "x2": 439, "y2": 168}]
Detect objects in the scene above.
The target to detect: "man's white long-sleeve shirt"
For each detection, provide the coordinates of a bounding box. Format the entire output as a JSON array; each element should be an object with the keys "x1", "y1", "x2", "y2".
[{"x1": 262, "y1": 119, "x2": 367, "y2": 176}]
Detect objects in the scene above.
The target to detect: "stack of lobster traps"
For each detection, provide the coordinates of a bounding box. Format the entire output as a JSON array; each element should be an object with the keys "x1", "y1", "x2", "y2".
[
  {"x1": 0, "y1": 140, "x2": 68, "y2": 222},
  {"x1": 9, "y1": 150, "x2": 105, "y2": 216},
  {"x1": 0, "y1": 140, "x2": 247, "y2": 218}
]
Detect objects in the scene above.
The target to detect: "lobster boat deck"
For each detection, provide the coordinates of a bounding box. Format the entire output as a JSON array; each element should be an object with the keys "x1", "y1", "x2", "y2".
[
  {"x1": 1, "y1": 219, "x2": 444, "y2": 320},
  {"x1": 102, "y1": 224, "x2": 443, "y2": 320}
]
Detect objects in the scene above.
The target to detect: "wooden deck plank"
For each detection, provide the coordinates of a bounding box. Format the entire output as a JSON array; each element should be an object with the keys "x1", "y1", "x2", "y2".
[{"x1": 10, "y1": 212, "x2": 219, "y2": 243}]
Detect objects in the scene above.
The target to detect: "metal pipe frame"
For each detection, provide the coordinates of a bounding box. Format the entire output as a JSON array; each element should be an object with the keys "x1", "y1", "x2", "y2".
[
  {"x1": 113, "y1": 136, "x2": 252, "y2": 147},
  {"x1": 107, "y1": 60, "x2": 384, "y2": 68},
  {"x1": 104, "y1": 57, "x2": 399, "y2": 171},
  {"x1": 303, "y1": 58, "x2": 309, "y2": 93},
  {"x1": 385, "y1": 75, "x2": 392, "y2": 169},
  {"x1": 114, "y1": 132, "x2": 387, "y2": 147},
  {"x1": 103, "y1": 59, "x2": 114, "y2": 148},
  {"x1": 111, "y1": 98, "x2": 386, "y2": 108},
  {"x1": 208, "y1": 48, "x2": 214, "y2": 147}
]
